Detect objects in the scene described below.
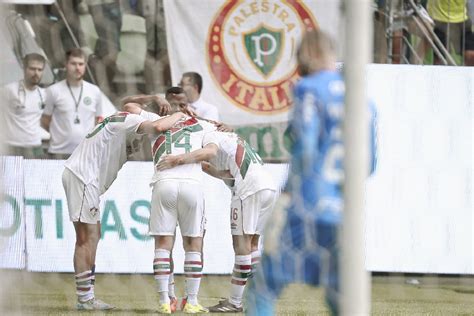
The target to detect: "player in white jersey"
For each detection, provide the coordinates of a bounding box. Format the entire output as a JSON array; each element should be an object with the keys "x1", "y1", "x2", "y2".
[
  {"x1": 157, "y1": 130, "x2": 277, "y2": 312},
  {"x1": 62, "y1": 105, "x2": 186, "y2": 311}
]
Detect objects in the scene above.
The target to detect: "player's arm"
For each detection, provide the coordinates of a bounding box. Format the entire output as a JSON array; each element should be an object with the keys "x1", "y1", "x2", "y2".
[
  {"x1": 122, "y1": 94, "x2": 171, "y2": 116},
  {"x1": 201, "y1": 161, "x2": 235, "y2": 187},
  {"x1": 123, "y1": 102, "x2": 144, "y2": 114},
  {"x1": 156, "y1": 143, "x2": 219, "y2": 171},
  {"x1": 137, "y1": 112, "x2": 187, "y2": 135},
  {"x1": 40, "y1": 114, "x2": 52, "y2": 131}
]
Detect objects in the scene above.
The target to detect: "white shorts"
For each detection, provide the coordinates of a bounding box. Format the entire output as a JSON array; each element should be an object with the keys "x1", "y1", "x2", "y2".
[
  {"x1": 149, "y1": 179, "x2": 205, "y2": 237},
  {"x1": 230, "y1": 189, "x2": 276, "y2": 236},
  {"x1": 62, "y1": 168, "x2": 101, "y2": 224}
]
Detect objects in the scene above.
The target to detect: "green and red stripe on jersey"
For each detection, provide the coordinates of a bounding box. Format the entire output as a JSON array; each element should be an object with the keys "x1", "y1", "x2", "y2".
[
  {"x1": 152, "y1": 117, "x2": 203, "y2": 164},
  {"x1": 235, "y1": 137, "x2": 263, "y2": 179},
  {"x1": 86, "y1": 112, "x2": 129, "y2": 138}
]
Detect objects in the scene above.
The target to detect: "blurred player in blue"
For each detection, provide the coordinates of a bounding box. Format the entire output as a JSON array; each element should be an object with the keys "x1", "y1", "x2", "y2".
[{"x1": 246, "y1": 30, "x2": 377, "y2": 315}]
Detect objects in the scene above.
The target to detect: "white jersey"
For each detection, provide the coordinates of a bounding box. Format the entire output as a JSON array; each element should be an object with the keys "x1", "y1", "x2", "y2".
[
  {"x1": 44, "y1": 80, "x2": 102, "y2": 154},
  {"x1": 149, "y1": 116, "x2": 216, "y2": 183},
  {"x1": 203, "y1": 131, "x2": 277, "y2": 199},
  {"x1": 189, "y1": 97, "x2": 219, "y2": 121},
  {"x1": 64, "y1": 112, "x2": 146, "y2": 194},
  {"x1": 1, "y1": 81, "x2": 46, "y2": 147}
]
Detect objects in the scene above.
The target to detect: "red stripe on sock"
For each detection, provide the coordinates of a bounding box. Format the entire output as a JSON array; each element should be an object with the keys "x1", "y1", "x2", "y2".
[
  {"x1": 77, "y1": 287, "x2": 91, "y2": 291},
  {"x1": 231, "y1": 279, "x2": 247, "y2": 286},
  {"x1": 154, "y1": 258, "x2": 171, "y2": 263},
  {"x1": 234, "y1": 264, "x2": 252, "y2": 270},
  {"x1": 154, "y1": 271, "x2": 171, "y2": 275},
  {"x1": 184, "y1": 261, "x2": 202, "y2": 265}
]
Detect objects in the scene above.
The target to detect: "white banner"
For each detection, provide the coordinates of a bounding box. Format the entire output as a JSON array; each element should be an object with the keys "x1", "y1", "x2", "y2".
[
  {"x1": 23, "y1": 160, "x2": 286, "y2": 273},
  {"x1": 0, "y1": 156, "x2": 25, "y2": 269},
  {"x1": 364, "y1": 65, "x2": 473, "y2": 274},
  {"x1": 163, "y1": 0, "x2": 341, "y2": 125}
]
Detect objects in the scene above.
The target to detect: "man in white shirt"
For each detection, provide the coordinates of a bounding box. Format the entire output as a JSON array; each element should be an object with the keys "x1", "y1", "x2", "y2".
[
  {"x1": 41, "y1": 48, "x2": 103, "y2": 159},
  {"x1": 1, "y1": 53, "x2": 47, "y2": 158},
  {"x1": 63, "y1": 101, "x2": 185, "y2": 310},
  {"x1": 179, "y1": 72, "x2": 219, "y2": 121}
]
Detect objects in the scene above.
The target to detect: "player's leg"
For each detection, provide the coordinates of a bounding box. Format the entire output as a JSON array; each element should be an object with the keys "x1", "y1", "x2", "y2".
[
  {"x1": 62, "y1": 168, "x2": 113, "y2": 310},
  {"x1": 250, "y1": 189, "x2": 275, "y2": 276},
  {"x1": 168, "y1": 237, "x2": 178, "y2": 312},
  {"x1": 246, "y1": 190, "x2": 290, "y2": 316},
  {"x1": 177, "y1": 181, "x2": 208, "y2": 313},
  {"x1": 315, "y1": 208, "x2": 342, "y2": 316},
  {"x1": 149, "y1": 180, "x2": 179, "y2": 314}
]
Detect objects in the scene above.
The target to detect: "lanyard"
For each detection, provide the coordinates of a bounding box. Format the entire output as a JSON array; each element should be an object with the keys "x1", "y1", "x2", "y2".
[
  {"x1": 18, "y1": 80, "x2": 44, "y2": 109},
  {"x1": 66, "y1": 80, "x2": 83, "y2": 124}
]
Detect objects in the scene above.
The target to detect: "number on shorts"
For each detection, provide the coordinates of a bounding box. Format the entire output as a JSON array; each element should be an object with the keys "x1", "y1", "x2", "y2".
[{"x1": 231, "y1": 208, "x2": 239, "y2": 221}]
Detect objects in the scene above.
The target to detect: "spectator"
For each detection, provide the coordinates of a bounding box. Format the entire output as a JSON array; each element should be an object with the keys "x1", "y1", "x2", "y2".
[
  {"x1": 179, "y1": 72, "x2": 219, "y2": 121},
  {"x1": 1, "y1": 53, "x2": 47, "y2": 158},
  {"x1": 86, "y1": 0, "x2": 122, "y2": 97},
  {"x1": 41, "y1": 48, "x2": 103, "y2": 159},
  {"x1": 427, "y1": 0, "x2": 469, "y2": 64}
]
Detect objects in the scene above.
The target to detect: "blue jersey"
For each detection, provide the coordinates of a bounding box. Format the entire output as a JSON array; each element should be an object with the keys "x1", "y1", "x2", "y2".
[{"x1": 286, "y1": 70, "x2": 377, "y2": 215}]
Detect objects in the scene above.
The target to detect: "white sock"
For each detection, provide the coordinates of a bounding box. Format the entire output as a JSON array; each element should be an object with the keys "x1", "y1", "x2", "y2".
[
  {"x1": 168, "y1": 272, "x2": 176, "y2": 298},
  {"x1": 75, "y1": 270, "x2": 94, "y2": 303},
  {"x1": 229, "y1": 254, "x2": 251, "y2": 307},
  {"x1": 154, "y1": 249, "x2": 171, "y2": 304},
  {"x1": 251, "y1": 250, "x2": 261, "y2": 276},
  {"x1": 184, "y1": 251, "x2": 202, "y2": 305}
]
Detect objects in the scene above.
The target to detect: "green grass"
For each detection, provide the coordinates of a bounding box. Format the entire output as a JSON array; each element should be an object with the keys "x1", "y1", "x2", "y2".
[{"x1": 0, "y1": 271, "x2": 473, "y2": 315}]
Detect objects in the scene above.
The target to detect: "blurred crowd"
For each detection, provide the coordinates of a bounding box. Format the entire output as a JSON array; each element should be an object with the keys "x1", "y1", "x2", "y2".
[{"x1": 1, "y1": 0, "x2": 472, "y2": 160}]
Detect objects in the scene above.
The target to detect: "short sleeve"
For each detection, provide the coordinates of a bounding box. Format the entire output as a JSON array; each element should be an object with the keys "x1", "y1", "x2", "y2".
[
  {"x1": 202, "y1": 131, "x2": 221, "y2": 147},
  {"x1": 43, "y1": 86, "x2": 55, "y2": 116},
  {"x1": 125, "y1": 113, "x2": 147, "y2": 134}
]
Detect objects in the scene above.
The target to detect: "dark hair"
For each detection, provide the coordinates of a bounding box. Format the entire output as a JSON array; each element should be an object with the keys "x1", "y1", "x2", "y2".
[
  {"x1": 65, "y1": 48, "x2": 87, "y2": 62},
  {"x1": 22, "y1": 53, "x2": 46, "y2": 68},
  {"x1": 165, "y1": 86, "x2": 185, "y2": 100},
  {"x1": 183, "y1": 72, "x2": 203, "y2": 94}
]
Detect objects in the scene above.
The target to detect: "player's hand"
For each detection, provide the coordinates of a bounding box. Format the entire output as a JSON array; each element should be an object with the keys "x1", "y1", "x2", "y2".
[
  {"x1": 154, "y1": 95, "x2": 171, "y2": 116},
  {"x1": 181, "y1": 106, "x2": 198, "y2": 117},
  {"x1": 263, "y1": 192, "x2": 290, "y2": 255},
  {"x1": 156, "y1": 155, "x2": 181, "y2": 171},
  {"x1": 215, "y1": 122, "x2": 234, "y2": 132}
]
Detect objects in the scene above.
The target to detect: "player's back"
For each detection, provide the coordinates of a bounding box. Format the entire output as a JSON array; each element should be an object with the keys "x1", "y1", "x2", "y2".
[
  {"x1": 65, "y1": 112, "x2": 145, "y2": 193},
  {"x1": 150, "y1": 117, "x2": 216, "y2": 183},
  {"x1": 204, "y1": 131, "x2": 276, "y2": 199},
  {"x1": 289, "y1": 71, "x2": 345, "y2": 213}
]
